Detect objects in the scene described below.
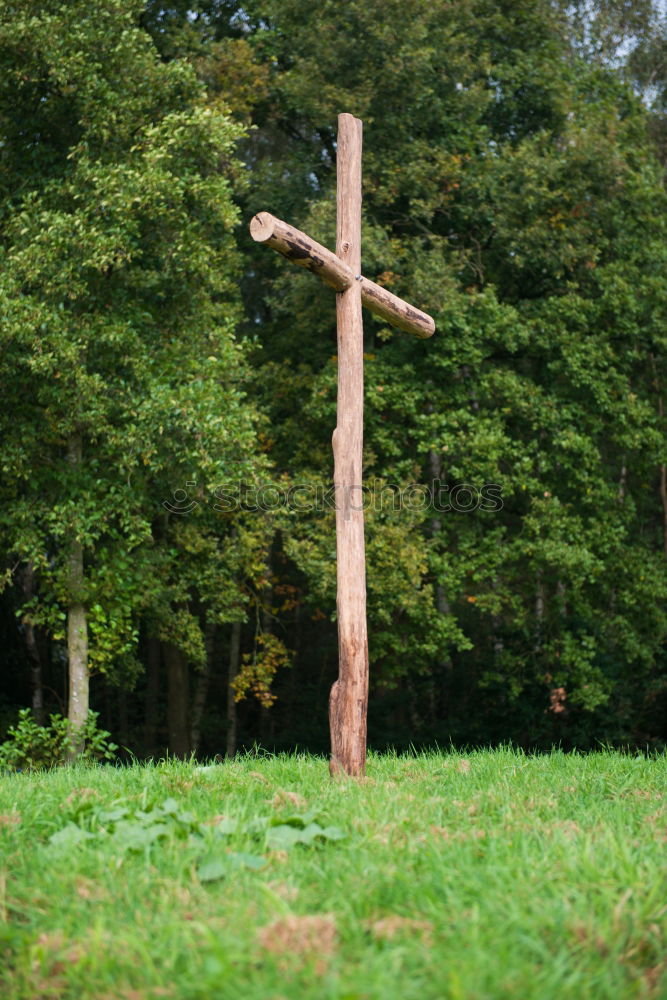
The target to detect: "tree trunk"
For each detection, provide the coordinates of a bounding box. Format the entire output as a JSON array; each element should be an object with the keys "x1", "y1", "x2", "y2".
[
  {"x1": 27, "y1": 624, "x2": 44, "y2": 725},
  {"x1": 66, "y1": 434, "x2": 89, "y2": 760},
  {"x1": 20, "y1": 563, "x2": 44, "y2": 725},
  {"x1": 618, "y1": 456, "x2": 627, "y2": 502},
  {"x1": 117, "y1": 686, "x2": 128, "y2": 751},
  {"x1": 660, "y1": 461, "x2": 667, "y2": 558},
  {"x1": 190, "y1": 623, "x2": 215, "y2": 755},
  {"x1": 534, "y1": 572, "x2": 545, "y2": 657},
  {"x1": 658, "y1": 398, "x2": 667, "y2": 557},
  {"x1": 258, "y1": 553, "x2": 274, "y2": 746},
  {"x1": 102, "y1": 676, "x2": 112, "y2": 735},
  {"x1": 648, "y1": 360, "x2": 667, "y2": 557},
  {"x1": 144, "y1": 636, "x2": 161, "y2": 755},
  {"x1": 226, "y1": 621, "x2": 242, "y2": 758},
  {"x1": 329, "y1": 113, "x2": 369, "y2": 778},
  {"x1": 284, "y1": 596, "x2": 302, "y2": 734},
  {"x1": 428, "y1": 449, "x2": 453, "y2": 720},
  {"x1": 165, "y1": 642, "x2": 190, "y2": 758}
]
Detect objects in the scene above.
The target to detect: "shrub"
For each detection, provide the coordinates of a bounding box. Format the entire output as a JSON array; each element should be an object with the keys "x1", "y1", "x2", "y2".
[{"x1": 0, "y1": 709, "x2": 117, "y2": 771}]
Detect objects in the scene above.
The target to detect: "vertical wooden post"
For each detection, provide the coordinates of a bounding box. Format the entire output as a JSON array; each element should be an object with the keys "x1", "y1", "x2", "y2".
[
  {"x1": 329, "y1": 113, "x2": 369, "y2": 777},
  {"x1": 249, "y1": 112, "x2": 434, "y2": 778}
]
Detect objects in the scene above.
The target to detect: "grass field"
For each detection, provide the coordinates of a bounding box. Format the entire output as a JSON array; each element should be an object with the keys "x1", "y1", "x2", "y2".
[{"x1": 0, "y1": 748, "x2": 665, "y2": 999}]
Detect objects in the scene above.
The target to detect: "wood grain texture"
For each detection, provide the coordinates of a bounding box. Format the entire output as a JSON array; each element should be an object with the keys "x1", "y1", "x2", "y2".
[
  {"x1": 358, "y1": 275, "x2": 435, "y2": 338},
  {"x1": 249, "y1": 113, "x2": 434, "y2": 779},
  {"x1": 249, "y1": 211, "x2": 435, "y2": 338},
  {"x1": 249, "y1": 212, "x2": 351, "y2": 292},
  {"x1": 329, "y1": 113, "x2": 369, "y2": 778}
]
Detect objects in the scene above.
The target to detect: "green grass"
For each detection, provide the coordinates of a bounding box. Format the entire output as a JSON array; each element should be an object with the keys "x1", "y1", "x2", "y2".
[{"x1": 0, "y1": 748, "x2": 665, "y2": 999}]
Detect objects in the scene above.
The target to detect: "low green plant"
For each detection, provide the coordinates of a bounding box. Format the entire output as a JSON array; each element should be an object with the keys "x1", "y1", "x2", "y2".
[
  {"x1": 47, "y1": 792, "x2": 345, "y2": 880},
  {"x1": 0, "y1": 709, "x2": 117, "y2": 771}
]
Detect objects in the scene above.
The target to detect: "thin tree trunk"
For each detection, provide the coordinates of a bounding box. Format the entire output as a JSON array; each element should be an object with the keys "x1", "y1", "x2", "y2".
[
  {"x1": 226, "y1": 621, "x2": 242, "y2": 758},
  {"x1": 608, "y1": 460, "x2": 627, "y2": 617},
  {"x1": 429, "y1": 449, "x2": 453, "y2": 720},
  {"x1": 190, "y1": 623, "x2": 215, "y2": 755},
  {"x1": 27, "y1": 624, "x2": 44, "y2": 725},
  {"x1": 102, "y1": 676, "x2": 112, "y2": 735},
  {"x1": 534, "y1": 572, "x2": 545, "y2": 657},
  {"x1": 658, "y1": 398, "x2": 667, "y2": 557},
  {"x1": 491, "y1": 580, "x2": 505, "y2": 666},
  {"x1": 20, "y1": 563, "x2": 44, "y2": 725},
  {"x1": 66, "y1": 434, "x2": 89, "y2": 759},
  {"x1": 117, "y1": 687, "x2": 128, "y2": 751},
  {"x1": 618, "y1": 456, "x2": 627, "y2": 502},
  {"x1": 165, "y1": 642, "x2": 189, "y2": 758},
  {"x1": 284, "y1": 597, "x2": 302, "y2": 734},
  {"x1": 648, "y1": 359, "x2": 667, "y2": 557},
  {"x1": 660, "y1": 462, "x2": 667, "y2": 557},
  {"x1": 144, "y1": 636, "x2": 161, "y2": 755},
  {"x1": 258, "y1": 552, "x2": 275, "y2": 746}
]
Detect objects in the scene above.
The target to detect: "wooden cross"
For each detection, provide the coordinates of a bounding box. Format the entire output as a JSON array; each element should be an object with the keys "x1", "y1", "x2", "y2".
[{"x1": 250, "y1": 113, "x2": 435, "y2": 778}]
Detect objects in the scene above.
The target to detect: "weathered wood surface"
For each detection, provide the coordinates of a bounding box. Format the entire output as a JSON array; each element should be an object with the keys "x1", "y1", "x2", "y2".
[
  {"x1": 249, "y1": 211, "x2": 350, "y2": 291},
  {"x1": 329, "y1": 113, "x2": 369, "y2": 779},
  {"x1": 249, "y1": 112, "x2": 434, "y2": 778},
  {"x1": 249, "y1": 211, "x2": 435, "y2": 339}
]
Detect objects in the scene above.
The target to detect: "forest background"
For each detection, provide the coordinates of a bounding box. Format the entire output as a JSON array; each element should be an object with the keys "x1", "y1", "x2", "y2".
[{"x1": 1, "y1": 0, "x2": 667, "y2": 760}]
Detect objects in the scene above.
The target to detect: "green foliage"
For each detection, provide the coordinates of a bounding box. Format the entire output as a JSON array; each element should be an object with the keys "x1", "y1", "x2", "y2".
[
  {"x1": 198, "y1": 808, "x2": 346, "y2": 879},
  {"x1": 50, "y1": 794, "x2": 202, "y2": 852},
  {"x1": 234, "y1": 632, "x2": 292, "y2": 707},
  {"x1": 2, "y1": 0, "x2": 667, "y2": 751},
  {"x1": 0, "y1": 709, "x2": 117, "y2": 771},
  {"x1": 197, "y1": 851, "x2": 266, "y2": 881},
  {"x1": 210, "y1": 0, "x2": 667, "y2": 743},
  {"x1": 0, "y1": 0, "x2": 266, "y2": 694},
  {"x1": 45, "y1": 779, "x2": 345, "y2": 885}
]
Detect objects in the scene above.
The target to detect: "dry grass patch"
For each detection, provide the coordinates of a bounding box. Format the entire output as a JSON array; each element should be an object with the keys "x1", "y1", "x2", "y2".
[
  {"x1": 366, "y1": 915, "x2": 433, "y2": 944},
  {"x1": 265, "y1": 880, "x2": 299, "y2": 901},
  {"x1": 64, "y1": 787, "x2": 99, "y2": 807},
  {"x1": 75, "y1": 876, "x2": 106, "y2": 902},
  {"x1": 429, "y1": 824, "x2": 487, "y2": 842},
  {"x1": 258, "y1": 913, "x2": 337, "y2": 973},
  {"x1": 271, "y1": 789, "x2": 306, "y2": 810},
  {"x1": 27, "y1": 930, "x2": 87, "y2": 997}
]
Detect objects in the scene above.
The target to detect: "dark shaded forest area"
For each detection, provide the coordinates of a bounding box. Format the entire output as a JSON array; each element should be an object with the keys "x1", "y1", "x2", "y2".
[{"x1": 1, "y1": 0, "x2": 667, "y2": 760}]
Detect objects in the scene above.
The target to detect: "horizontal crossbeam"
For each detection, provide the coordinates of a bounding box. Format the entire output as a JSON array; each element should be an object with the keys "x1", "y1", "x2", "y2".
[{"x1": 249, "y1": 211, "x2": 435, "y2": 339}]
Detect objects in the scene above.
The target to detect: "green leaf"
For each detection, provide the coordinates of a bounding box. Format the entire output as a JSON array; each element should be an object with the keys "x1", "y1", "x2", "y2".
[
  {"x1": 49, "y1": 823, "x2": 95, "y2": 848},
  {"x1": 228, "y1": 851, "x2": 266, "y2": 871},
  {"x1": 113, "y1": 820, "x2": 169, "y2": 851},
  {"x1": 212, "y1": 817, "x2": 238, "y2": 836},
  {"x1": 96, "y1": 806, "x2": 131, "y2": 825},
  {"x1": 318, "y1": 825, "x2": 347, "y2": 841},
  {"x1": 266, "y1": 820, "x2": 347, "y2": 849},
  {"x1": 197, "y1": 857, "x2": 228, "y2": 883},
  {"x1": 197, "y1": 850, "x2": 266, "y2": 882},
  {"x1": 266, "y1": 824, "x2": 309, "y2": 849}
]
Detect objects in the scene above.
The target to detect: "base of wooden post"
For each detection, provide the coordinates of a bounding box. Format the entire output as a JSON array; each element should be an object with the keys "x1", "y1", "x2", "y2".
[{"x1": 329, "y1": 676, "x2": 368, "y2": 778}]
